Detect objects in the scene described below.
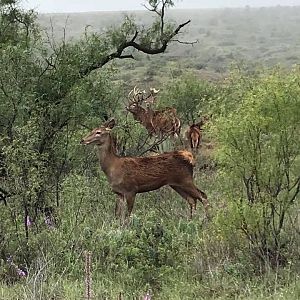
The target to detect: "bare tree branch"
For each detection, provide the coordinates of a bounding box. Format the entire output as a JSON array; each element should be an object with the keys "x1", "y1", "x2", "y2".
[
  {"x1": 171, "y1": 39, "x2": 198, "y2": 45},
  {"x1": 142, "y1": 3, "x2": 160, "y2": 15},
  {"x1": 80, "y1": 18, "x2": 191, "y2": 77}
]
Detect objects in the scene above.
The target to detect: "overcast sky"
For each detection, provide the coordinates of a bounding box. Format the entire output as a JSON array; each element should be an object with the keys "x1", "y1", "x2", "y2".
[{"x1": 21, "y1": 0, "x2": 300, "y2": 13}]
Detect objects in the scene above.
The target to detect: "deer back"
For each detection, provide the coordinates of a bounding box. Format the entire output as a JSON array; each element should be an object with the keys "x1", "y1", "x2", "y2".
[
  {"x1": 151, "y1": 107, "x2": 181, "y2": 136},
  {"x1": 81, "y1": 119, "x2": 196, "y2": 194},
  {"x1": 117, "y1": 150, "x2": 194, "y2": 192}
]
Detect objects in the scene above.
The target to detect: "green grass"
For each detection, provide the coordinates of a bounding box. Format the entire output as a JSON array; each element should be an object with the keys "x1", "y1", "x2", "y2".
[{"x1": 1, "y1": 165, "x2": 299, "y2": 299}]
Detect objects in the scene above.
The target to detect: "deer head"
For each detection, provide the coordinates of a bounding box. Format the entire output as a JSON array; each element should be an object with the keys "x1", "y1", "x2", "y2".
[
  {"x1": 126, "y1": 86, "x2": 159, "y2": 112},
  {"x1": 126, "y1": 86, "x2": 145, "y2": 113},
  {"x1": 80, "y1": 119, "x2": 116, "y2": 146}
]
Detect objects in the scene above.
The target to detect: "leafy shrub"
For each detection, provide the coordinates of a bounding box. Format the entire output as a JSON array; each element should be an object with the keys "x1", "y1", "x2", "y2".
[{"x1": 212, "y1": 67, "x2": 300, "y2": 269}]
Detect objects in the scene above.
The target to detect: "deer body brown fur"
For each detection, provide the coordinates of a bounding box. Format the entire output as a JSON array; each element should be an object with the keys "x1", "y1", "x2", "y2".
[
  {"x1": 128, "y1": 105, "x2": 156, "y2": 136},
  {"x1": 188, "y1": 124, "x2": 202, "y2": 150},
  {"x1": 126, "y1": 87, "x2": 181, "y2": 138},
  {"x1": 128, "y1": 105, "x2": 180, "y2": 137},
  {"x1": 150, "y1": 107, "x2": 181, "y2": 137},
  {"x1": 81, "y1": 119, "x2": 209, "y2": 219},
  {"x1": 186, "y1": 117, "x2": 210, "y2": 151}
]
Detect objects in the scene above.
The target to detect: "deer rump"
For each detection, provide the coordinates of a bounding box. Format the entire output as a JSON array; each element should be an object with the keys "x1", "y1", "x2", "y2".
[
  {"x1": 188, "y1": 125, "x2": 202, "y2": 149},
  {"x1": 111, "y1": 151, "x2": 194, "y2": 194},
  {"x1": 150, "y1": 107, "x2": 181, "y2": 137}
]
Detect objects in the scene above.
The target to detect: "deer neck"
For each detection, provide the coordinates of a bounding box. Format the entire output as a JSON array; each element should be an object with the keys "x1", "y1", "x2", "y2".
[
  {"x1": 96, "y1": 135, "x2": 118, "y2": 177},
  {"x1": 133, "y1": 107, "x2": 147, "y2": 121},
  {"x1": 132, "y1": 107, "x2": 154, "y2": 133}
]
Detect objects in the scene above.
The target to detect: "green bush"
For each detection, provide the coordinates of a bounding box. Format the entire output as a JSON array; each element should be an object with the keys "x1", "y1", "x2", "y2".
[{"x1": 212, "y1": 66, "x2": 300, "y2": 269}]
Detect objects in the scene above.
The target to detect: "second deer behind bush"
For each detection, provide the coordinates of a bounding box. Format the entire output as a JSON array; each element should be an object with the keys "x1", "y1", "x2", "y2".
[{"x1": 126, "y1": 87, "x2": 181, "y2": 138}]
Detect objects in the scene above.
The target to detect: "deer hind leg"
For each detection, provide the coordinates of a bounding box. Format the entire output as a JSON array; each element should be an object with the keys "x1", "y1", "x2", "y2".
[
  {"x1": 173, "y1": 183, "x2": 210, "y2": 219},
  {"x1": 197, "y1": 134, "x2": 202, "y2": 149},
  {"x1": 192, "y1": 185, "x2": 210, "y2": 219},
  {"x1": 190, "y1": 138, "x2": 194, "y2": 150},
  {"x1": 170, "y1": 185, "x2": 197, "y2": 219}
]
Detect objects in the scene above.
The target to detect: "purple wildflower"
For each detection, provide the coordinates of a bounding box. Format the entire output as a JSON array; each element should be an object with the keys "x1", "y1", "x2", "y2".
[
  {"x1": 6, "y1": 255, "x2": 13, "y2": 264},
  {"x1": 26, "y1": 215, "x2": 33, "y2": 227},
  {"x1": 144, "y1": 291, "x2": 151, "y2": 300},
  {"x1": 44, "y1": 216, "x2": 55, "y2": 229},
  {"x1": 16, "y1": 268, "x2": 27, "y2": 277}
]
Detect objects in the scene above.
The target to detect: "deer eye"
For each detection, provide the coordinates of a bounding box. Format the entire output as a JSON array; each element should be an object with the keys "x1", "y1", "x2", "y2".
[{"x1": 95, "y1": 131, "x2": 101, "y2": 135}]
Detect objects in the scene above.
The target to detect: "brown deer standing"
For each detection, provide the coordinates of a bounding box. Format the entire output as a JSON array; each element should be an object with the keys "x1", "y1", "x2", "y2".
[
  {"x1": 80, "y1": 119, "x2": 209, "y2": 220},
  {"x1": 186, "y1": 116, "x2": 211, "y2": 151},
  {"x1": 186, "y1": 122, "x2": 203, "y2": 151},
  {"x1": 126, "y1": 87, "x2": 181, "y2": 138}
]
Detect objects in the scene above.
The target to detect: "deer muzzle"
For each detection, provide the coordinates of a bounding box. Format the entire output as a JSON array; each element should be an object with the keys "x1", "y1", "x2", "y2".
[{"x1": 80, "y1": 139, "x2": 89, "y2": 145}]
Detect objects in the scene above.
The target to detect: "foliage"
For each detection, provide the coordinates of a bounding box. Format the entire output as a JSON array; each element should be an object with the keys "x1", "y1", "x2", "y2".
[
  {"x1": 0, "y1": 0, "x2": 190, "y2": 259},
  {"x1": 212, "y1": 67, "x2": 300, "y2": 268},
  {"x1": 0, "y1": 0, "x2": 38, "y2": 46},
  {"x1": 0, "y1": 1, "x2": 300, "y2": 299},
  {"x1": 160, "y1": 72, "x2": 216, "y2": 123},
  {"x1": 38, "y1": 6, "x2": 300, "y2": 82}
]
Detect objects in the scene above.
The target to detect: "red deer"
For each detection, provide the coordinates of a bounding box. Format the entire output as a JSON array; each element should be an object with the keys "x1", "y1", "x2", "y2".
[
  {"x1": 80, "y1": 119, "x2": 209, "y2": 220},
  {"x1": 187, "y1": 122, "x2": 203, "y2": 150},
  {"x1": 186, "y1": 116, "x2": 211, "y2": 151},
  {"x1": 126, "y1": 87, "x2": 181, "y2": 138}
]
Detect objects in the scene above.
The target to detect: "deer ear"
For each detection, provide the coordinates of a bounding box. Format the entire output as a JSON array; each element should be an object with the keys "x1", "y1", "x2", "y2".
[{"x1": 103, "y1": 118, "x2": 116, "y2": 130}]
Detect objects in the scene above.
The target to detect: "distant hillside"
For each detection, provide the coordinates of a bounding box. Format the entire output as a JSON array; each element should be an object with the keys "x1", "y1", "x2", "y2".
[{"x1": 38, "y1": 6, "x2": 300, "y2": 83}]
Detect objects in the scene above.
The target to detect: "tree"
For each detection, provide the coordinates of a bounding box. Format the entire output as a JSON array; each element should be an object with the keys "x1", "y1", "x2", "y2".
[
  {"x1": 0, "y1": 0, "x2": 193, "y2": 264},
  {"x1": 0, "y1": 0, "x2": 37, "y2": 46}
]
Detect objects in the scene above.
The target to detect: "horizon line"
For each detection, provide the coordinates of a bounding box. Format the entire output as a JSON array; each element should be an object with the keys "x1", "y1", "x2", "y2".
[{"x1": 34, "y1": 4, "x2": 300, "y2": 14}]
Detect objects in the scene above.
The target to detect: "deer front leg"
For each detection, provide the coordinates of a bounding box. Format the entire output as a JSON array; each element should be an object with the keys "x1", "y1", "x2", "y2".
[
  {"x1": 115, "y1": 194, "x2": 126, "y2": 219},
  {"x1": 196, "y1": 188, "x2": 210, "y2": 220},
  {"x1": 124, "y1": 192, "x2": 136, "y2": 218}
]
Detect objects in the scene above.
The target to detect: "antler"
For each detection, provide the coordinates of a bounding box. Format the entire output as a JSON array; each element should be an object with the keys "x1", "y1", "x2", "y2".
[
  {"x1": 149, "y1": 87, "x2": 160, "y2": 95},
  {"x1": 143, "y1": 87, "x2": 160, "y2": 106},
  {"x1": 127, "y1": 86, "x2": 160, "y2": 108},
  {"x1": 128, "y1": 86, "x2": 145, "y2": 105}
]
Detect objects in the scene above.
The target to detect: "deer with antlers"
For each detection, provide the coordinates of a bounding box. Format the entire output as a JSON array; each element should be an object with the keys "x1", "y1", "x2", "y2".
[
  {"x1": 81, "y1": 119, "x2": 209, "y2": 220},
  {"x1": 126, "y1": 87, "x2": 181, "y2": 138}
]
